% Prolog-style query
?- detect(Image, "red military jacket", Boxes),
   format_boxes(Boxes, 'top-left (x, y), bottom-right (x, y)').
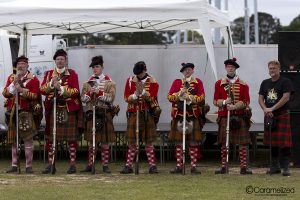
top-left (41, 68), bottom-right (81, 112)
top-left (213, 77), bottom-right (250, 117)
top-left (124, 75), bottom-right (159, 113)
top-left (2, 71), bottom-right (40, 111)
top-left (167, 77), bottom-right (205, 118)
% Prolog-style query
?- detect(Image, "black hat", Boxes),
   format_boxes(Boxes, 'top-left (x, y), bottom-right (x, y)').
top-left (53, 49), bottom-right (67, 60)
top-left (133, 61), bottom-right (147, 75)
top-left (15, 55), bottom-right (28, 64)
top-left (89, 56), bottom-right (104, 67)
top-left (224, 57), bottom-right (240, 68)
top-left (180, 63), bottom-right (194, 72)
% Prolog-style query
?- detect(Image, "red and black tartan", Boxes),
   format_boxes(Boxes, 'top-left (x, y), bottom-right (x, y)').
top-left (84, 111), bottom-right (115, 143)
top-left (217, 116), bottom-right (251, 145)
top-left (263, 111), bottom-right (292, 147)
top-left (126, 112), bottom-right (157, 144)
top-left (48, 109), bottom-right (79, 141)
top-left (169, 117), bottom-right (203, 142)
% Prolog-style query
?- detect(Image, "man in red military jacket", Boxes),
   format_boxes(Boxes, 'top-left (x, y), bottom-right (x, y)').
top-left (2, 56), bottom-right (42, 173)
top-left (41, 49), bottom-right (82, 174)
top-left (167, 63), bottom-right (205, 174)
top-left (213, 58), bottom-right (252, 175)
top-left (80, 56), bottom-right (116, 173)
top-left (120, 61), bottom-right (161, 174)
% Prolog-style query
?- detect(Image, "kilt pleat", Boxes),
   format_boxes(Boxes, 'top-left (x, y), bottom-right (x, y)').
top-left (263, 112), bottom-right (292, 147)
top-left (217, 116), bottom-right (251, 145)
top-left (126, 112), bottom-right (157, 144)
top-left (48, 110), bottom-right (79, 141)
top-left (7, 112), bottom-right (37, 144)
top-left (84, 112), bottom-right (115, 143)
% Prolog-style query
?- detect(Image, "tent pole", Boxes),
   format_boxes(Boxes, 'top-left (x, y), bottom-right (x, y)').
top-left (226, 26), bottom-right (234, 58)
top-left (23, 25), bottom-right (28, 56)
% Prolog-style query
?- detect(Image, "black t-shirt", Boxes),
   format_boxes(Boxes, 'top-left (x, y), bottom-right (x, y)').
top-left (259, 76), bottom-right (294, 112)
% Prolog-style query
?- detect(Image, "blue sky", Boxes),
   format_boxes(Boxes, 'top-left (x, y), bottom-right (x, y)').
top-left (228, 0), bottom-right (300, 25)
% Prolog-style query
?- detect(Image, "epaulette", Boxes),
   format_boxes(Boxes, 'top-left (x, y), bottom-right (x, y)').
top-left (238, 79), bottom-right (247, 85)
top-left (147, 75), bottom-right (157, 83)
top-left (220, 78), bottom-right (228, 86)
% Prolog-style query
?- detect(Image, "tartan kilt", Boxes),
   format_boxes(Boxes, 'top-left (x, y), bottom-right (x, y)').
top-left (126, 111), bottom-right (157, 144)
top-left (263, 112), bottom-right (292, 147)
top-left (217, 116), bottom-right (251, 145)
top-left (169, 117), bottom-right (203, 142)
top-left (7, 112), bottom-right (37, 144)
top-left (48, 109), bottom-right (79, 141)
top-left (84, 112), bottom-right (115, 143)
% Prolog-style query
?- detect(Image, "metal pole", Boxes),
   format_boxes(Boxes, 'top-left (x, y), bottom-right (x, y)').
top-left (15, 85), bottom-right (21, 174)
top-left (254, 0), bottom-right (259, 44)
top-left (214, 0), bottom-right (221, 44)
top-left (91, 94), bottom-right (96, 174)
top-left (244, 0), bottom-right (250, 44)
top-left (51, 90), bottom-right (57, 174)
top-left (135, 99), bottom-right (140, 175)
top-left (23, 26), bottom-right (28, 56)
top-left (182, 99), bottom-right (186, 175)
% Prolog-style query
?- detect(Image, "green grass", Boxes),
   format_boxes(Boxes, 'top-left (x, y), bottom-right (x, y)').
top-left (0, 159), bottom-right (299, 200)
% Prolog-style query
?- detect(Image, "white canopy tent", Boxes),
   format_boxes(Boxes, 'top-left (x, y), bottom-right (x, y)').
top-left (0, 0), bottom-right (233, 80)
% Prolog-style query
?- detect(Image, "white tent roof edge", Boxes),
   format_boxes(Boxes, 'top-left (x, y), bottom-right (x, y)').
top-left (0, 0), bottom-right (232, 80)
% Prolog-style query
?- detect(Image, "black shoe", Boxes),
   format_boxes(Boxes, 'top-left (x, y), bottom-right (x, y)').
top-left (120, 166), bottom-right (133, 174)
top-left (215, 167), bottom-right (226, 174)
top-left (42, 165), bottom-right (56, 174)
top-left (240, 167), bottom-right (252, 175)
top-left (282, 156), bottom-right (291, 176)
top-left (282, 169), bottom-right (291, 176)
top-left (6, 166), bottom-right (18, 173)
top-left (191, 167), bottom-right (201, 174)
top-left (266, 167), bottom-right (281, 175)
top-left (80, 166), bottom-right (92, 173)
top-left (103, 166), bottom-right (111, 174)
top-left (26, 167), bottom-right (34, 174)
top-left (67, 165), bottom-right (76, 174)
top-left (149, 166), bottom-right (158, 174)
top-left (170, 166), bottom-right (182, 174)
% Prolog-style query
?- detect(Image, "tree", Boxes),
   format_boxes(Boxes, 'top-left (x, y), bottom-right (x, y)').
top-left (283, 14), bottom-right (300, 31)
top-left (231, 12), bottom-right (282, 44)
top-left (60, 32), bottom-right (169, 46)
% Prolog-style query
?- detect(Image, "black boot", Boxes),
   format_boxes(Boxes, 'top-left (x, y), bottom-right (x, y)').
top-left (169, 166), bottom-right (182, 174)
top-left (67, 165), bottom-right (76, 174)
top-left (282, 157), bottom-right (291, 176)
top-left (215, 167), bottom-right (226, 174)
top-left (120, 166), bottom-right (133, 174)
top-left (149, 166), bottom-right (158, 174)
top-left (191, 167), bottom-right (201, 174)
top-left (240, 167), bottom-right (252, 175)
top-left (26, 167), bottom-right (34, 174)
top-left (103, 166), bottom-right (111, 174)
top-left (42, 165), bottom-right (56, 174)
top-left (266, 158), bottom-right (281, 175)
top-left (6, 166), bottom-right (18, 173)
top-left (80, 166), bottom-right (92, 173)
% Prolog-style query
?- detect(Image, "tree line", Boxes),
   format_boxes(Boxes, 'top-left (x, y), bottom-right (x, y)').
top-left (60, 12), bottom-right (300, 46)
